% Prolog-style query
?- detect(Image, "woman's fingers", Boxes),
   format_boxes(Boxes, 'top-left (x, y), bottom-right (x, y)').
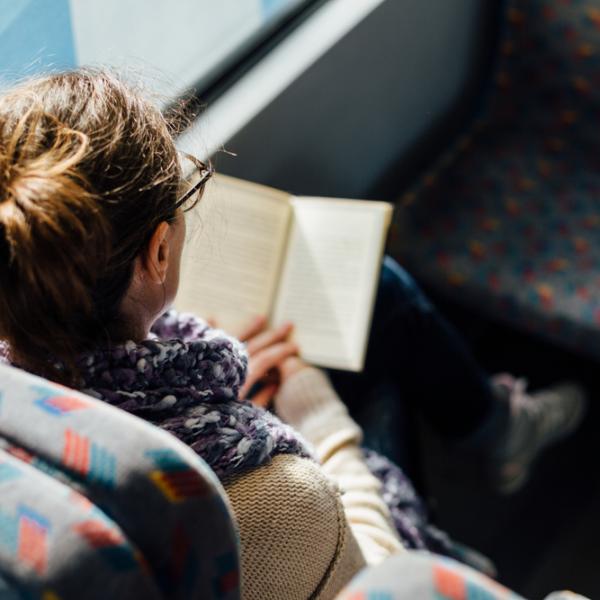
top-left (236, 319), bottom-right (298, 402)
top-left (246, 322), bottom-right (294, 355)
top-left (240, 341), bottom-right (298, 398)
top-left (250, 384), bottom-right (278, 409)
top-left (249, 341), bottom-right (298, 379)
top-left (237, 315), bottom-right (267, 342)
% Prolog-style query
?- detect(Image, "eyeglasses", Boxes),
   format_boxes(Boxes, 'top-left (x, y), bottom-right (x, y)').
top-left (175, 152), bottom-right (214, 211)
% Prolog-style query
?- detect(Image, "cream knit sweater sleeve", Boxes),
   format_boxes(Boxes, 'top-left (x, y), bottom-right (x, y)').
top-left (221, 368), bottom-right (402, 600)
top-left (274, 367), bottom-right (404, 564)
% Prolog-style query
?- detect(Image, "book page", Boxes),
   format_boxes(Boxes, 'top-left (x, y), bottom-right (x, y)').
top-left (271, 198), bottom-right (392, 371)
top-left (175, 174), bottom-right (292, 335)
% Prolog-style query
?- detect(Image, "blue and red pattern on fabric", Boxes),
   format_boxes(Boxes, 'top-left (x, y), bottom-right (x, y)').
top-left (0, 362), bottom-right (241, 599)
top-left (392, 0), bottom-right (600, 358)
top-left (146, 448), bottom-right (212, 501)
top-left (32, 384), bottom-right (93, 416)
top-left (337, 553), bottom-right (524, 600)
top-left (17, 505), bottom-right (50, 575)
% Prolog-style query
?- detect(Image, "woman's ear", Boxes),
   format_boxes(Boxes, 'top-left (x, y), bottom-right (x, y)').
top-left (141, 221), bottom-right (171, 285)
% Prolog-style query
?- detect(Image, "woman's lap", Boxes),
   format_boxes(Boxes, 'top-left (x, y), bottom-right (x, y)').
top-left (327, 256), bottom-right (495, 474)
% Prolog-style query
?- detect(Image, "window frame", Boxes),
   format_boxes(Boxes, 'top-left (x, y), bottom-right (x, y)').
top-left (165, 0), bottom-right (326, 113)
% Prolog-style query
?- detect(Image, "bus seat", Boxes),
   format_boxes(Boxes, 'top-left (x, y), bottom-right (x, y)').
top-left (390, 0), bottom-right (600, 359)
top-left (338, 552), bottom-right (587, 600)
top-left (0, 362), bottom-right (587, 599)
top-left (338, 552), bottom-right (525, 599)
top-left (0, 362), bottom-right (240, 600)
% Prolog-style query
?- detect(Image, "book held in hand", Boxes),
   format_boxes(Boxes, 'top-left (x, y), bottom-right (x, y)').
top-left (175, 174), bottom-right (393, 371)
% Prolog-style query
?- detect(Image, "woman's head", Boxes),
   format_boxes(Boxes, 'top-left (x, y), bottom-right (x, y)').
top-left (0, 69), bottom-right (203, 380)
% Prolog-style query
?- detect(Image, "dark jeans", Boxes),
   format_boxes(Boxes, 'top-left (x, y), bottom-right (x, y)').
top-left (328, 256), bottom-right (495, 478)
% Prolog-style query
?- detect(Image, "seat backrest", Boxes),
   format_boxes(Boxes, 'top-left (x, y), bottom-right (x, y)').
top-left (336, 551), bottom-right (525, 600)
top-left (489, 0), bottom-right (600, 130)
top-left (336, 551), bottom-right (592, 600)
top-left (0, 362), bottom-right (240, 600)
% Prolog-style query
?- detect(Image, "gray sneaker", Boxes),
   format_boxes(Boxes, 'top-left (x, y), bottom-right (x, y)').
top-left (490, 374), bottom-right (587, 494)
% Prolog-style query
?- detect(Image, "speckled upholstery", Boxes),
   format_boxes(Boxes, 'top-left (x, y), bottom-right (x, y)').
top-left (392, 0), bottom-right (600, 358)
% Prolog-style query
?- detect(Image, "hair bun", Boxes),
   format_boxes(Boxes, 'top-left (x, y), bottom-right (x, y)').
top-left (0, 104), bottom-right (110, 329)
top-left (0, 107), bottom-right (91, 249)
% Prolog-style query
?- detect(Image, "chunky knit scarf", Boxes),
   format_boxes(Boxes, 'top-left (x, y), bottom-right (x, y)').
top-left (76, 311), bottom-right (311, 478)
top-left (0, 311), bottom-right (487, 569)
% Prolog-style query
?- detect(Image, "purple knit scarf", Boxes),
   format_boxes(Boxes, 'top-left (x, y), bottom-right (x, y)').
top-left (75, 311), bottom-right (311, 478)
top-left (1, 312), bottom-right (482, 563)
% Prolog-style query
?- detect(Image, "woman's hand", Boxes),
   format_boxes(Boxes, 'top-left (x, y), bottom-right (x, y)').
top-left (236, 316), bottom-right (309, 408)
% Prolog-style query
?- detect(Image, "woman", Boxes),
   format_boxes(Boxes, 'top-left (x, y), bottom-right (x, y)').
top-left (0, 70), bottom-right (585, 599)
top-left (0, 70), bottom-right (401, 599)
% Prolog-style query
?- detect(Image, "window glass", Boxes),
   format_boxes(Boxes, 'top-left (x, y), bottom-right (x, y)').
top-left (0, 0), bottom-right (308, 101)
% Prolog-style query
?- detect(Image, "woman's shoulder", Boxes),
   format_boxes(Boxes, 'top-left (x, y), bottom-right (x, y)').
top-left (223, 454), bottom-right (365, 599)
top-left (224, 453), bottom-right (341, 517)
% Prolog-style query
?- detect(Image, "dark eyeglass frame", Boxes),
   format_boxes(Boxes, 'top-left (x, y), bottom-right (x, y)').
top-left (174, 152), bottom-right (214, 211)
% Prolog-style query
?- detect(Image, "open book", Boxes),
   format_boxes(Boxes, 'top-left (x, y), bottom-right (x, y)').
top-left (175, 174), bottom-right (393, 371)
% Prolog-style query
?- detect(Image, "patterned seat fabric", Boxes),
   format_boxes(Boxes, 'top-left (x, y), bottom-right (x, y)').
top-left (0, 365), bottom-right (588, 599)
top-left (337, 552), bottom-right (525, 600)
top-left (0, 363), bottom-right (240, 600)
top-left (337, 552), bottom-right (589, 600)
top-left (391, 0), bottom-right (600, 358)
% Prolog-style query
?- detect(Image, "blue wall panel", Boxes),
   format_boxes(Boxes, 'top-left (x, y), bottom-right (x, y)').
top-left (0, 0), bottom-right (75, 85)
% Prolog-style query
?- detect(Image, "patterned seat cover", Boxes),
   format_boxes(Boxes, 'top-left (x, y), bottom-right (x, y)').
top-left (392, 0), bottom-right (600, 358)
top-left (337, 552), bottom-right (587, 600)
top-left (0, 362), bottom-right (240, 600)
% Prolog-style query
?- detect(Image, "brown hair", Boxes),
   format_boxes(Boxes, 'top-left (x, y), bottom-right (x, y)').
top-left (0, 69), bottom-right (187, 381)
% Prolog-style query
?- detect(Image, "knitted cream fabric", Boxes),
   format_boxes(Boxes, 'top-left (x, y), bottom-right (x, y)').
top-left (224, 454), bottom-right (364, 600)
top-left (275, 367), bottom-right (404, 564)
top-left (222, 368), bottom-right (403, 599)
